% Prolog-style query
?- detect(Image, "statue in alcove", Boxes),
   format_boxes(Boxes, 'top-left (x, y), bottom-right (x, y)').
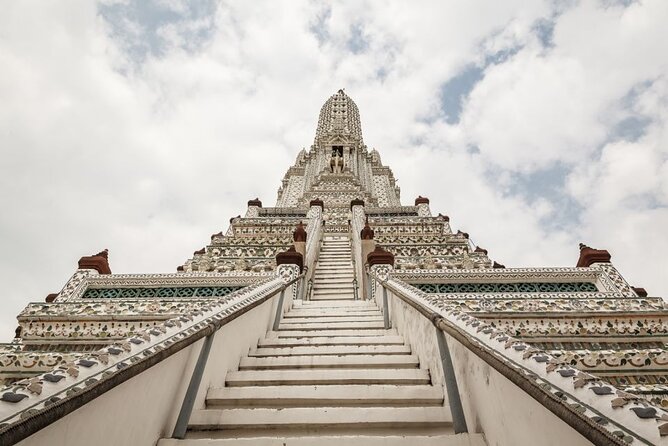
top-left (330, 146), bottom-right (344, 173)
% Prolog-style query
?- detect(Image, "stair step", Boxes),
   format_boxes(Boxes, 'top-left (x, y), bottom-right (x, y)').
top-left (293, 301), bottom-right (376, 308)
top-left (312, 289), bottom-right (355, 294)
top-left (225, 369), bottom-right (430, 386)
top-left (282, 313), bottom-right (382, 320)
top-left (206, 384), bottom-right (443, 407)
top-left (278, 321), bottom-right (384, 330)
top-left (281, 315), bottom-right (383, 323)
top-left (309, 299), bottom-right (356, 303)
top-left (239, 354), bottom-right (418, 370)
top-left (257, 335), bottom-right (405, 348)
top-left (312, 277), bottom-right (354, 282)
top-left (251, 344), bottom-right (410, 356)
top-left (314, 271), bottom-right (355, 276)
top-left (311, 289), bottom-right (356, 293)
top-left (159, 434), bottom-right (487, 445)
top-left (276, 329), bottom-right (395, 337)
top-left (311, 292), bottom-right (355, 297)
top-left (188, 406), bottom-right (450, 430)
top-left (283, 310), bottom-right (380, 317)
top-left (315, 267), bottom-right (353, 271)
top-left (312, 284), bottom-right (355, 289)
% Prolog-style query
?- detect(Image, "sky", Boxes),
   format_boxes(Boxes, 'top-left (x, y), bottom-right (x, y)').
top-left (1, 0), bottom-right (667, 339)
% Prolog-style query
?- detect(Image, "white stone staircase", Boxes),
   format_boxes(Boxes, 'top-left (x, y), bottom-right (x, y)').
top-left (311, 236), bottom-right (355, 301)
top-left (159, 237), bottom-right (486, 445)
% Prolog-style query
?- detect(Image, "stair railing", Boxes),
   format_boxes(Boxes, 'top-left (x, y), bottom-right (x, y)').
top-left (0, 271), bottom-right (303, 445)
top-left (349, 205), bottom-right (366, 299)
top-left (369, 270), bottom-right (660, 445)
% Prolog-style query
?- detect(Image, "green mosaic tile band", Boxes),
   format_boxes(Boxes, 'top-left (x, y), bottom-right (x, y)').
top-left (413, 282), bottom-right (598, 293)
top-left (82, 286), bottom-right (243, 299)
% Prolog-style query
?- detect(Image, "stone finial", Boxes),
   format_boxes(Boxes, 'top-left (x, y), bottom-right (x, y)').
top-left (493, 261), bottom-right (506, 269)
top-left (361, 216), bottom-right (374, 240)
top-left (309, 198), bottom-right (324, 210)
top-left (247, 198), bottom-right (262, 208)
top-left (276, 246), bottom-right (303, 272)
top-left (78, 249), bottom-right (111, 274)
top-left (14, 326), bottom-right (21, 339)
top-left (474, 246), bottom-right (488, 255)
top-left (367, 246), bottom-right (394, 267)
top-left (176, 265), bottom-right (184, 272)
top-left (293, 221), bottom-right (307, 242)
top-left (437, 213), bottom-right (450, 222)
top-left (415, 196), bottom-right (430, 206)
top-left (350, 198), bottom-right (364, 210)
top-left (230, 215), bottom-right (241, 224)
top-left (45, 293), bottom-right (58, 303)
top-left (632, 287), bottom-right (648, 297)
top-left (457, 230), bottom-right (469, 239)
top-left (194, 247), bottom-right (206, 255)
top-left (210, 231), bottom-right (223, 240)
top-left (576, 243), bottom-right (612, 267)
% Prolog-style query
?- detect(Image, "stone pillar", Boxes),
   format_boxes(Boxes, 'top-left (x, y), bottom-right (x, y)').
top-left (415, 196), bottom-right (432, 217)
top-left (245, 198), bottom-right (262, 218)
top-left (368, 247), bottom-right (394, 305)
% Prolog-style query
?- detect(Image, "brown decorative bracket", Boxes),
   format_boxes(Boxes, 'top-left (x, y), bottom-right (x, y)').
top-left (576, 243), bottom-right (611, 267)
top-left (350, 198), bottom-right (364, 210)
top-left (415, 196), bottom-right (430, 205)
top-left (293, 221), bottom-right (307, 242)
top-left (276, 246), bottom-right (304, 272)
top-left (361, 216), bottom-right (374, 240)
top-left (247, 198), bottom-right (262, 207)
top-left (309, 198), bottom-right (324, 210)
top-left (78, 249), bottom-right (111, 274)
top-left (367, 246), bottom-right (394, 267)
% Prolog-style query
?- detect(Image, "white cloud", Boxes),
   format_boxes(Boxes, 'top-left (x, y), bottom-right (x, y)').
top-left (0, 0), bottom-right (667, 339)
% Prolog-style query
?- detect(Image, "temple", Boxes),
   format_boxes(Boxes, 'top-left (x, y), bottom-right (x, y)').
top-left (1, 90), bottom-right (668, 446)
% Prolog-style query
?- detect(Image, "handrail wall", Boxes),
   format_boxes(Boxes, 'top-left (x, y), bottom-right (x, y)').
top-left (0, 268), bottom-right (302, 445)
top-left (370, 270), bottom-right (664, 446)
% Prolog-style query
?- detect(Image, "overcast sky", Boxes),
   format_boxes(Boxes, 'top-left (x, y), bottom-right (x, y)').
top-left (1, 0), bottom-right (667, 339)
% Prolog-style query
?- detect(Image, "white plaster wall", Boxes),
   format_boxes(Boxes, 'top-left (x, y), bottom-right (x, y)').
top-left (388, 294), bottom-right (445, 388)
top-left (18, 342), bottom-right (199, 446)
top-left (191, 295), bottom-right (278, 409)
top-left (448, 334), bottom-right (595, 446)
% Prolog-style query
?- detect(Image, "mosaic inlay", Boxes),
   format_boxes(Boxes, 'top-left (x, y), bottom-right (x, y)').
top-left (412, 282), bottom-right (598, 293)
top-left (82, 286), bottom-right (242, 299)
